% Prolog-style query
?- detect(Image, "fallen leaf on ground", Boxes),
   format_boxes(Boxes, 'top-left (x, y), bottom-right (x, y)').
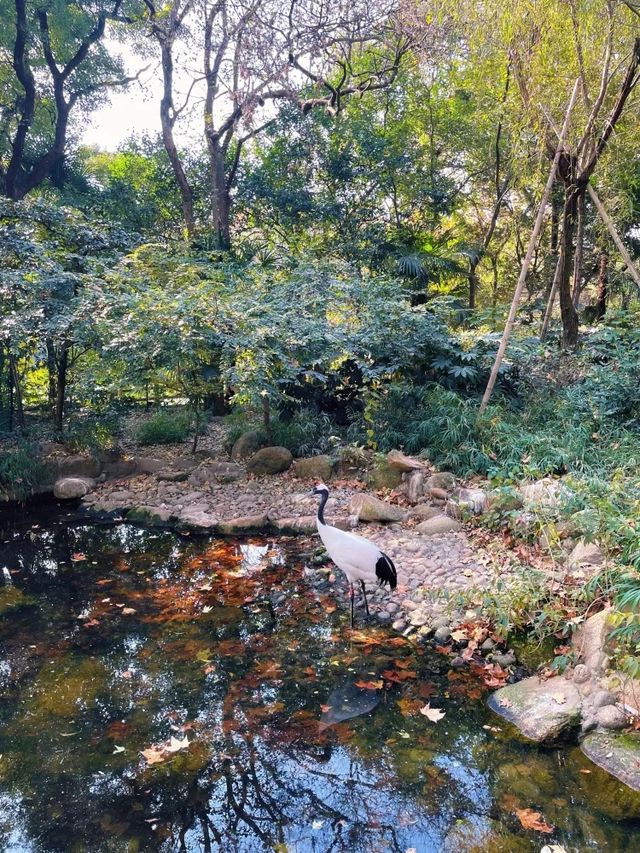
top-left (450, 629), bottom-right (468, 642)
top-left (515, 808), bottom-right (554, 834)
top-left (202, 605), bottom-right (213, 613)
top-left (551, 692), bottom-right (566, 704)
top-left (420, 703), bottom-right (445, 722)
top-left (541, 846), bottom-right (568, 853)
top-left (122, 607), bottom-right (136, 615)
top-left (498, 696), bottom-right (513, 709)
top-left (113, 745), bottom-right (125, 754)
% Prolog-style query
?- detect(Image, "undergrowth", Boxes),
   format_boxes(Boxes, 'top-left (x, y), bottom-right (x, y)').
top-left (0, 444), bottom-right (48, 501)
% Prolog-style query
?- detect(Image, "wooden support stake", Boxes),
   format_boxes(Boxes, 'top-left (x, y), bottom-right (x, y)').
top-left (587, 183), bottom-right (640, 289)
top-left (479, 79), bottom-right (580, 416)
top-left (540, 252), bottom-right (563, 340)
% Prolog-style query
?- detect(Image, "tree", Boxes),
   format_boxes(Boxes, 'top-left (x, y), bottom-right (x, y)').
top-left (140, 0), bottom-right (427, 246)
top-left (0, 0), bottom-right (138, 200)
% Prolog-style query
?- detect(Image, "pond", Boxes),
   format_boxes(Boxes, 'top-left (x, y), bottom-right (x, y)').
top-left (1, 504), bottom-right (640, 852)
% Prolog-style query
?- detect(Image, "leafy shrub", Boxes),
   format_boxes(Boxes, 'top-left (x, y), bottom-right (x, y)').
top-left (135, 410), bottom-right (191, 445)
top-left (65, 412), bottom-right (121, 454)
top-left (0, 445), bottom-right (48, 501)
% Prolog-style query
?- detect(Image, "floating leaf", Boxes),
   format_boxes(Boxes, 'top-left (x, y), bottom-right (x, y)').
top-left (354, 679), bottom-right (383, 690)
top-left (70, 553), bottom-right (87, 562)
top-left (420, 703), bottom-right (445, 722)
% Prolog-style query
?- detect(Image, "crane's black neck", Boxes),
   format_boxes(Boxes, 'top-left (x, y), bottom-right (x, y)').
top-left (317, 490), bottom-right (328, 525)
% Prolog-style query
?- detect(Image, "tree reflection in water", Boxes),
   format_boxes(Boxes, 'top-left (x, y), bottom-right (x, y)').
top-left (0, 509), bottom-right (637, 852)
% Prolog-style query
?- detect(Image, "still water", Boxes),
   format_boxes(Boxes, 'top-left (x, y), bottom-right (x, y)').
top-left (1, 504), bottom-right (639, 852)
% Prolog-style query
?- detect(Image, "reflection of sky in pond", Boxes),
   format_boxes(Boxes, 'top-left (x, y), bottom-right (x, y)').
top-left (0, 504), bottom-right (639, 852)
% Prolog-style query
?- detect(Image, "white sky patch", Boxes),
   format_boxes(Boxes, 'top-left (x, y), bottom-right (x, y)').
top-left (80, 37), bottom-right (204, 151)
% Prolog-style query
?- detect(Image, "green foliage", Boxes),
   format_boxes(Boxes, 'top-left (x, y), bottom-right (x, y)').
top-left (0, 444), bottom-right (47, 501)
top-left (135, 410), bottom-right (192, 446)
top-left (64, 412), bottom-right (121, 454)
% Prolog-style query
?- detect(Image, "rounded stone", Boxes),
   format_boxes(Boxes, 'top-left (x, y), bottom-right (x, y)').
top-left (571, 663), bottom-right (591, 684)
top-left (53, 477), bottom-right (95, 499)
top-left (592, 689), bottom-right (616, 709)
top-left (595, 704), bottom-right (627, 730)
top-left (246, 446), bottom-right (293, 475)
top-left (433, 625), bottom-right (451, 643)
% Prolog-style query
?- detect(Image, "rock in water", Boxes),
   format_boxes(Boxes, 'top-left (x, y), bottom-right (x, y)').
top-left (53, 477), bottom-right (95, 499)
top-left (320, 680), bottom-right (381, 726)
top-left (246, 446), bottom-right (293, 475)
top-left (581, 731), bottom-right (640, 794)
top-left (349, 493), bottom-right (406, 523)
top-left (487, 675), bottom-right (582, 743)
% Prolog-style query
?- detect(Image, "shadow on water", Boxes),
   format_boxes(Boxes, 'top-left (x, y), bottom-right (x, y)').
top-left (1, 503), bottom-right (640, 852)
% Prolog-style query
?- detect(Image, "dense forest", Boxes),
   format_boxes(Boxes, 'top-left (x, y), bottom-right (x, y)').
top-left (2, 0), bottom-right (640, 639)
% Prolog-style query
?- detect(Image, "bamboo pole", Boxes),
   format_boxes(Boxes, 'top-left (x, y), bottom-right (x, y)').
top-left (479, 79), bottom-right (580, 416)
top-left (587, 183), bottom-right (640, 289)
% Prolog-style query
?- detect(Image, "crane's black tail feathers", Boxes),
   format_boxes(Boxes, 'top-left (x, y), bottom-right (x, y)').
top-left (375, 552), bottom-right (397, 590)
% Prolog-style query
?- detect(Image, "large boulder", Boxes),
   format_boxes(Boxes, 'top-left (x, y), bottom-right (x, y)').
top-left (386, 449), bottom-right (424, 472)
top-left (52, 454), bottom-right (102, 479)
top-left (134, 456), bottom-right (166, 474)
top-left (334, 445), bottom-right (372, 478)
top-left (293, 455), bottom-right (333, 481)
top-left (188, 462), bottom-right (243, 486)
top-left (488, 675), bottom-right (582, 743)
top-left (350, 493), bottom-right (406, 523)
top-left (53, 477), bottom-right (95, 499)
top-left (519, 477), bottom-right (571, 508)
top-left (231, 430), bottom-right (267, 460)
top-left (581, 731), bottom-right (640, 794)
top-left (102, 458), bottom-right (138, 479)
top-left (448, 487), bottom-right (488, 516)
top-left (270, 515), bottom-right (318, 535)
top-left (568, 540), bottom-right (605, 570)
top-left (246, 446), bottom-right (293, 475)
top-left (367, 460), bottom-right (403, 489)
top-left (176, 509), bottom-right (217, 531)
top-left (426, 471), bottom-right (456, 493)
top-left (416, 515), bottom-right (462, 535)
top-left (404, 470), bottom-right (425, 505)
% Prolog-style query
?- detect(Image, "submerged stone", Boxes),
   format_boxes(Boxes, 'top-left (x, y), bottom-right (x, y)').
top-left (581, 731), bottom-right (640, 795)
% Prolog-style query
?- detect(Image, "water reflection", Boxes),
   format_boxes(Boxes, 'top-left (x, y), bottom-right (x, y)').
top-left (0, 506), bottom-right (639, 852)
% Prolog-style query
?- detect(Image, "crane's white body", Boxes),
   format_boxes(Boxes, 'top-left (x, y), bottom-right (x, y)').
top-left (316, 517), bottom-right (384, 584)
top-left (311, 484), bottom-right (397, 626)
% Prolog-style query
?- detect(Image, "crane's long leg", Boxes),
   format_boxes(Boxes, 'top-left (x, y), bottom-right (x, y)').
top-left (360, 580), bottom-right (370, 617)
top-left (349, 583), bottom-right (355, 628)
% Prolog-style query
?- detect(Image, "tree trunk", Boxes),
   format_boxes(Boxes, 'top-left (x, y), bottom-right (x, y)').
top-left (468, 261), bottom-right (479, 310)
top-left (479, 79), bottom-right (580, 415)
top-left (208, 137), bottom-right (231, 250)
top-left (571, 190), bottom-right (585, 307)
top-left (46, 338), bottom-right (57, 410)
top-left (557, 176), bottom-right (580, 349)
top-left (594, 249), bottom-right (609, 321)
top-left (54, 343), bottom-right (70, 435)
top-left (8, 353), bottom-right (25, 432)
top-left (159, 41), bottom-right (196, 237)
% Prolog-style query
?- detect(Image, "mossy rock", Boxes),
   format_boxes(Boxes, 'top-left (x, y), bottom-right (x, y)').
top-left (367, 460), bottom-right (403, 490)
top-left (580, 730), bottom-right (640, 800)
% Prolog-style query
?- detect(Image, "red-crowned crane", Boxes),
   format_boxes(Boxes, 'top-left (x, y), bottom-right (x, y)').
top-left (312, 484), bottom-right (397, 627)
